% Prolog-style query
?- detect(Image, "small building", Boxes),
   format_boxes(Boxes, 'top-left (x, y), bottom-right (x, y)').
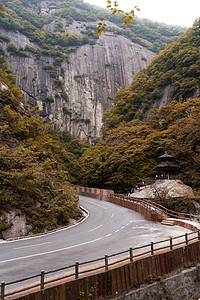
top-left (154, 152), bottom-right (179, 180)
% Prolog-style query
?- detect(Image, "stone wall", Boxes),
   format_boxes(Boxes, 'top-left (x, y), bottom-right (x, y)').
top-left (115, 265), bottom-right (200, 300)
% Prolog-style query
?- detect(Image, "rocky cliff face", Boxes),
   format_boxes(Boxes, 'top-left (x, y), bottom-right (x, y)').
top-left (0, 209), bottom-right (32, 240)
top-left (0, 23), bottom-right (155, 141)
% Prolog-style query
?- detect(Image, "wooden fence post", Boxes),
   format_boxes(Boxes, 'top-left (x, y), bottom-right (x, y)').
top-left (105, 255), bottom-right (108, 271)
top-left (129, 247), bottom-right (133, 263)
top-left (1, 282), bottom-right (5, 300)
top-left (41, 270), bottom-right (45, 290)
top-left (170, 237), bottom-right (173, 250)
top-left (151, 242), bottom-right (154, 255)
top-left (185, 233), bottom-right (188, 245)
top-left (75, 262), bottom-right (79, 279)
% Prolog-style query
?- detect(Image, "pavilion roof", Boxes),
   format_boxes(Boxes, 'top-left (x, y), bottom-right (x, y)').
top-left (158, 152), bottom-right (174, 160)
top-left (154, 161), bottom-right (179, 168)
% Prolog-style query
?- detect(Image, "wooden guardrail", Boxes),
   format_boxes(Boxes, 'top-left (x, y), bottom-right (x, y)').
top-left (1, 230), bottom-right (200, 299)
top-left (113, 194), bottom-right (200, 222)
top-left (1, 191), bottom-right (200, 299)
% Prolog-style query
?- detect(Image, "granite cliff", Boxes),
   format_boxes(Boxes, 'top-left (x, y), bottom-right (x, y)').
top-left (0, 0), bottom-right (187, 141)
top-left (0, 26), bottom-right (155, 142)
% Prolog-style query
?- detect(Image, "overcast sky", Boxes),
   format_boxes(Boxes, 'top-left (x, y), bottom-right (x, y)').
top-left (83, 0), bottom-right (200, 27)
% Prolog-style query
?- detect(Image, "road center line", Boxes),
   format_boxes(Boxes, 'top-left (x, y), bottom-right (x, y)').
top-left (111, 213), bottom-right (114, 218)
top-left (13, 242), bottom-right (52, 250)
top-left (89, 224), bottom-right (103, 232)
top-left (0, 238), bottom-right (102, 264)
top-left (83, 199), bottom-right (108, 210)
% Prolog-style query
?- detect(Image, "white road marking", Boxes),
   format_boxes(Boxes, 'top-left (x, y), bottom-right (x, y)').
top-left (106, 234), bottom-right (112, 237)
top-left (121, 226), bottom-right (125, 229)
top-left (3, 205), bottom-right (89, 244)
top-left (126, 223), bottom-right (129, 226)
top-left (0, 238), bottom-right (102, 264)
top-left (115, 230), bottom-right (119, 233)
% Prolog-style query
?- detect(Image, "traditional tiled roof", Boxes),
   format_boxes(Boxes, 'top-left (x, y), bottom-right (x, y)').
top-left (154, 151), bottom-right (179, 169)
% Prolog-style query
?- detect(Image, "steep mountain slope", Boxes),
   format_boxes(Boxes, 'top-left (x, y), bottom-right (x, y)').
top-left (102, 19), bottom-right (200, 132)
top-left (79, 20), bottom-right (200, 193)
top-left (0, 48), bottom-right (85, 239)
top-left (80, 98), bottom-right (200, 193)
top-left (0, 0), bottom-right (186, 141)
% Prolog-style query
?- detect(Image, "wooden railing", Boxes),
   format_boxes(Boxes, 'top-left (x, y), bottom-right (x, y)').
top-left (1, 193), bottom-right (200, 299)
top-left (1, 229), bottom-right (200, 299)
top-left (114, 194), bottom-right (200, 221)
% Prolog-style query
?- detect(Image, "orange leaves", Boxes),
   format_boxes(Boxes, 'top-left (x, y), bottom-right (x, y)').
top-left (95, 1), bottom-right (140, 35)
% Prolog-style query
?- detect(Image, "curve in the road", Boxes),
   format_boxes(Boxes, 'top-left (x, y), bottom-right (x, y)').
top-left (0, 196), bottom-right (192, 286)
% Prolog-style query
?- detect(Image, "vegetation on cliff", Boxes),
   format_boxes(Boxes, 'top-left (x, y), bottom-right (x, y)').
top-left (102, 19), bottom-right (200, 132)
top-left (0, 0), bottom-right (186, 55)
top-left (0, 1), bottom-right (199, 231)
top-left (0, 48), bottom-right (86, 235)
top-left (80, 98), bottom-right (200, 193)
top-left (78, 21), bottom-right (200, 194)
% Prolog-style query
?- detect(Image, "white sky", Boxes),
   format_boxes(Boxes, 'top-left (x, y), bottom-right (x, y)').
top-left (83, 0), bottom-right (200, 27)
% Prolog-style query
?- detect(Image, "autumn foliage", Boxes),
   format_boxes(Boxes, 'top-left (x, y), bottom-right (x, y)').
top-left (80, 98), bottom-right (200, 193)
top-left (0, 49), bottom-right (86, 234)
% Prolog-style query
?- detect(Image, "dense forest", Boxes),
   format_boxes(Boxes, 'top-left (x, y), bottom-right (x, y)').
top-left (102, 18), bottom-right (200, 131)
top-left (0, 46), bottom-right (87, 234)
top-left (80, 19), bottom-right (200, 193)
top-left (80, 98), bottom-right (200, 193)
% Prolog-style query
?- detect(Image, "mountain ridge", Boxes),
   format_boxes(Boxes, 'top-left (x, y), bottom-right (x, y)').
top-left (0, 0), bottom-right (187, 141)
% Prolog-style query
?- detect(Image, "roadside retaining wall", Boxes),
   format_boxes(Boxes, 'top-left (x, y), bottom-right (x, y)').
top-left (76, 186), bottom-right (114, 202)
top-left (109, 196), bottom-right (199, 232)
top-left (12, 241), bottom-right (200, 300)
top-left (77, 187), bottom-right (199, 231)
top-left (9, 189), bottom-right (200, 300)
top-left (115, 264), bottom-right (200, 300)
top-left (110, 196), bottom-right (164, 223)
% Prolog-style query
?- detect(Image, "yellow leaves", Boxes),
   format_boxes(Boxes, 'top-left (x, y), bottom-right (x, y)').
top-left (111, 8), bottom-right (117, 15)
top-left (134, 5), bottom-right (140, 11)
top-left (96, 1), bottom-right (140, 35)
top-left (95, 17), bottom-right (107, 36)
top-left (103, 26), bottom-right (107, 33)
top-left (0, 3), bottom-right (4, 16)
top-left (95, 28), bottom-right (102, 36)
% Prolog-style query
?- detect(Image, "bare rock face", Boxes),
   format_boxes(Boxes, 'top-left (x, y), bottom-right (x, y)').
top-left (0, 24), bottom-right (156, 142)
top-left (131, 180), bottom-right (194, 199)
top-left (1, 209), bottom-right (32, 240)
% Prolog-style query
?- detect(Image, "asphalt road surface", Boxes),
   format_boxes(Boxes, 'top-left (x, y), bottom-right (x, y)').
top-left (0, 196), bottom-right (191, 288)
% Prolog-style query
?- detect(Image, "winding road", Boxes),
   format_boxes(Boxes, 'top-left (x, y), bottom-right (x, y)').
top-left (0, 196), bottom-right (191, 288)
